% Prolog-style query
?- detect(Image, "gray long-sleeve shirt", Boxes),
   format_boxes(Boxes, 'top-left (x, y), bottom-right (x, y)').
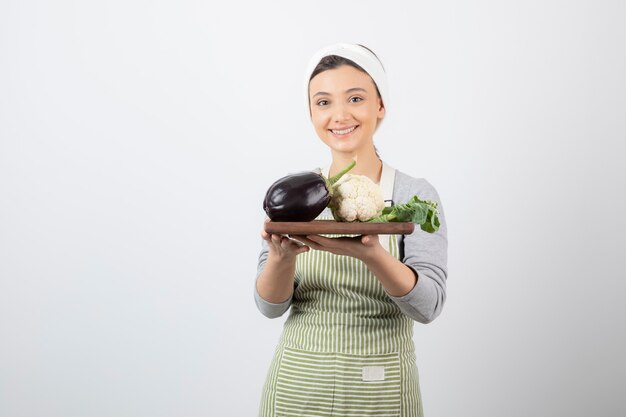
top-left (254, 167), bottom-right (448, 324)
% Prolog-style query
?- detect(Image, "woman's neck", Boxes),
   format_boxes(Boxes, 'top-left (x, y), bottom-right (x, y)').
top-left (329, 149), bottom-right (383, 184)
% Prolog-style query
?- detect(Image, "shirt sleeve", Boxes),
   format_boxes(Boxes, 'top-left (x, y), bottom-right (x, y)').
top-left (384, 178), bottom-right (449, 324)
top-left (253, 227), bottom-right (293, 319)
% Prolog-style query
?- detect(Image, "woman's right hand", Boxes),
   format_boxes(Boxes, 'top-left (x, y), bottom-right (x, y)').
top-left (261, 229), bottom-right (310, 261)
top-left (256, 220), bottom-right (309, 304)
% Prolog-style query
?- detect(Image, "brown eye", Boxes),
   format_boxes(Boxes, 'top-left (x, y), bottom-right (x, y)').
top-left (350, 96), bottom-right (363, 103)
top-left (317, 99), bottom-right (329, 106)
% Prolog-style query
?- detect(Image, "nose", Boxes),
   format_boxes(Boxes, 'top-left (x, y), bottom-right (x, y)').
top-left (333, 102), bottom-right (351, 122)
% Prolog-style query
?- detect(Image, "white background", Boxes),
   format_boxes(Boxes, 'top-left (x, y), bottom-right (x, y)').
top-left (1, 1), bottom-right (625, 416)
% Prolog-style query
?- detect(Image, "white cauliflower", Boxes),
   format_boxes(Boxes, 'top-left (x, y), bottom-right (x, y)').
top-left (329, 174), bottom-right (385, 222)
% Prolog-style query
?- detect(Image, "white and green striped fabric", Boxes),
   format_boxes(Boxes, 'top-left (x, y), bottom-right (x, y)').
top-left (258, 211), bottom-right (423, 417)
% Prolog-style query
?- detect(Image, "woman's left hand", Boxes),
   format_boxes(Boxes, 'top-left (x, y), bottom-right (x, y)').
top-left (290, 234), bottom-right (383, 262)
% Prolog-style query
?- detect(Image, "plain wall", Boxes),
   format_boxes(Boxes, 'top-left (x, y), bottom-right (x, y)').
top-left (1, 1), bottom-right (625, 416)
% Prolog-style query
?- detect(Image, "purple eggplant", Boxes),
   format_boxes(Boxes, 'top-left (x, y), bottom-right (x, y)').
top-left (263, 160), bottom-right (356, 221)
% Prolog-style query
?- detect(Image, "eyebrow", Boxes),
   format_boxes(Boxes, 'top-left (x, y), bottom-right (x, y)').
top-left (312, 87), bottom-right (368, 98)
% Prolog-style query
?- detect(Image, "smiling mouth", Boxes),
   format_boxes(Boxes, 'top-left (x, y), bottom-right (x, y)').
top-left (329, 125), bottom-right (359, 136)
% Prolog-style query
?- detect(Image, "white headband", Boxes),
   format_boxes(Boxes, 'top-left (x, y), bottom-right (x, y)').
top-left (304, 43), bottom-right (389, 132)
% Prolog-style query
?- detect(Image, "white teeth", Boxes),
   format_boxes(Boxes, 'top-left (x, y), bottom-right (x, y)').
top-left (331, 126), bottom-right (356, 135)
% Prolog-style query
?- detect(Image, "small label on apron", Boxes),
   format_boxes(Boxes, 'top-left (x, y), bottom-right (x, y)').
top-left (362, 366), bottom-right (385, 381)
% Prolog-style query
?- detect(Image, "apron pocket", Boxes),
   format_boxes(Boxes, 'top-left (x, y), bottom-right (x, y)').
top-left (332, 351), bottom-right (402, 417)
top-left (275, 347), bottom-right (401, 417)
top-left (275, 346), bottom-right (336, 416)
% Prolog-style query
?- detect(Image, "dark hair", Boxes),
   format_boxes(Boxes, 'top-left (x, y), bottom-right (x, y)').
top-left (308, 44), bottom-right (384, 158)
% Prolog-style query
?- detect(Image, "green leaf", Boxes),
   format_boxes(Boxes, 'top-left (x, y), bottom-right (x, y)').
top-left (367, 195), bottom-right (440, 233)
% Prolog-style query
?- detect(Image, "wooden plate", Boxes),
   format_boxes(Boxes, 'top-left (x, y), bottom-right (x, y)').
top-left (264, 220), bottom-right (415, 235)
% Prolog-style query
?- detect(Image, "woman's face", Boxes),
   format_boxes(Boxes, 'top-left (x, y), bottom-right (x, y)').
top-left (308, 65), bottom-right (385, 155)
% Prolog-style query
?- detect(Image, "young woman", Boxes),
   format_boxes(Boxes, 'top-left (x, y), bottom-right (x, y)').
top-left (254, 43), bottom-right (448, 417)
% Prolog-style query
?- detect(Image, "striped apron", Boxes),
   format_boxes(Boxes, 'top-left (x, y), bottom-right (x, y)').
top-left (258, 162), bottom-right (423, 417)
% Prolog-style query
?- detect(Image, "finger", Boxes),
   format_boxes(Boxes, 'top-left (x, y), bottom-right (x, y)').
top-left (271, 234), bottom-right (283, 248)
top-left (292, 235), bottom-right (321, 250)
top-left (306, 234), bottom-right (347, 248)
top-left (295, 244), bottom-right (310, 254)
top-left (265, 233), bottom-right (279, 251)
top-left (284, 240), bottom-right (308, 255)
top-left (306, 234), bottom-right (328, 244)
top-left (284, 238), bottom-right (308, 252)
top-left (361, 234), bottom-right (379, 246)
top-left (289, 235), bottom-right (309, 244)
top-left (296, 236), bottom-right (316, 246)
top-left (280, 236), bottom-right (293, 250)
top-left (285, 236), bottom-right (304, 246)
